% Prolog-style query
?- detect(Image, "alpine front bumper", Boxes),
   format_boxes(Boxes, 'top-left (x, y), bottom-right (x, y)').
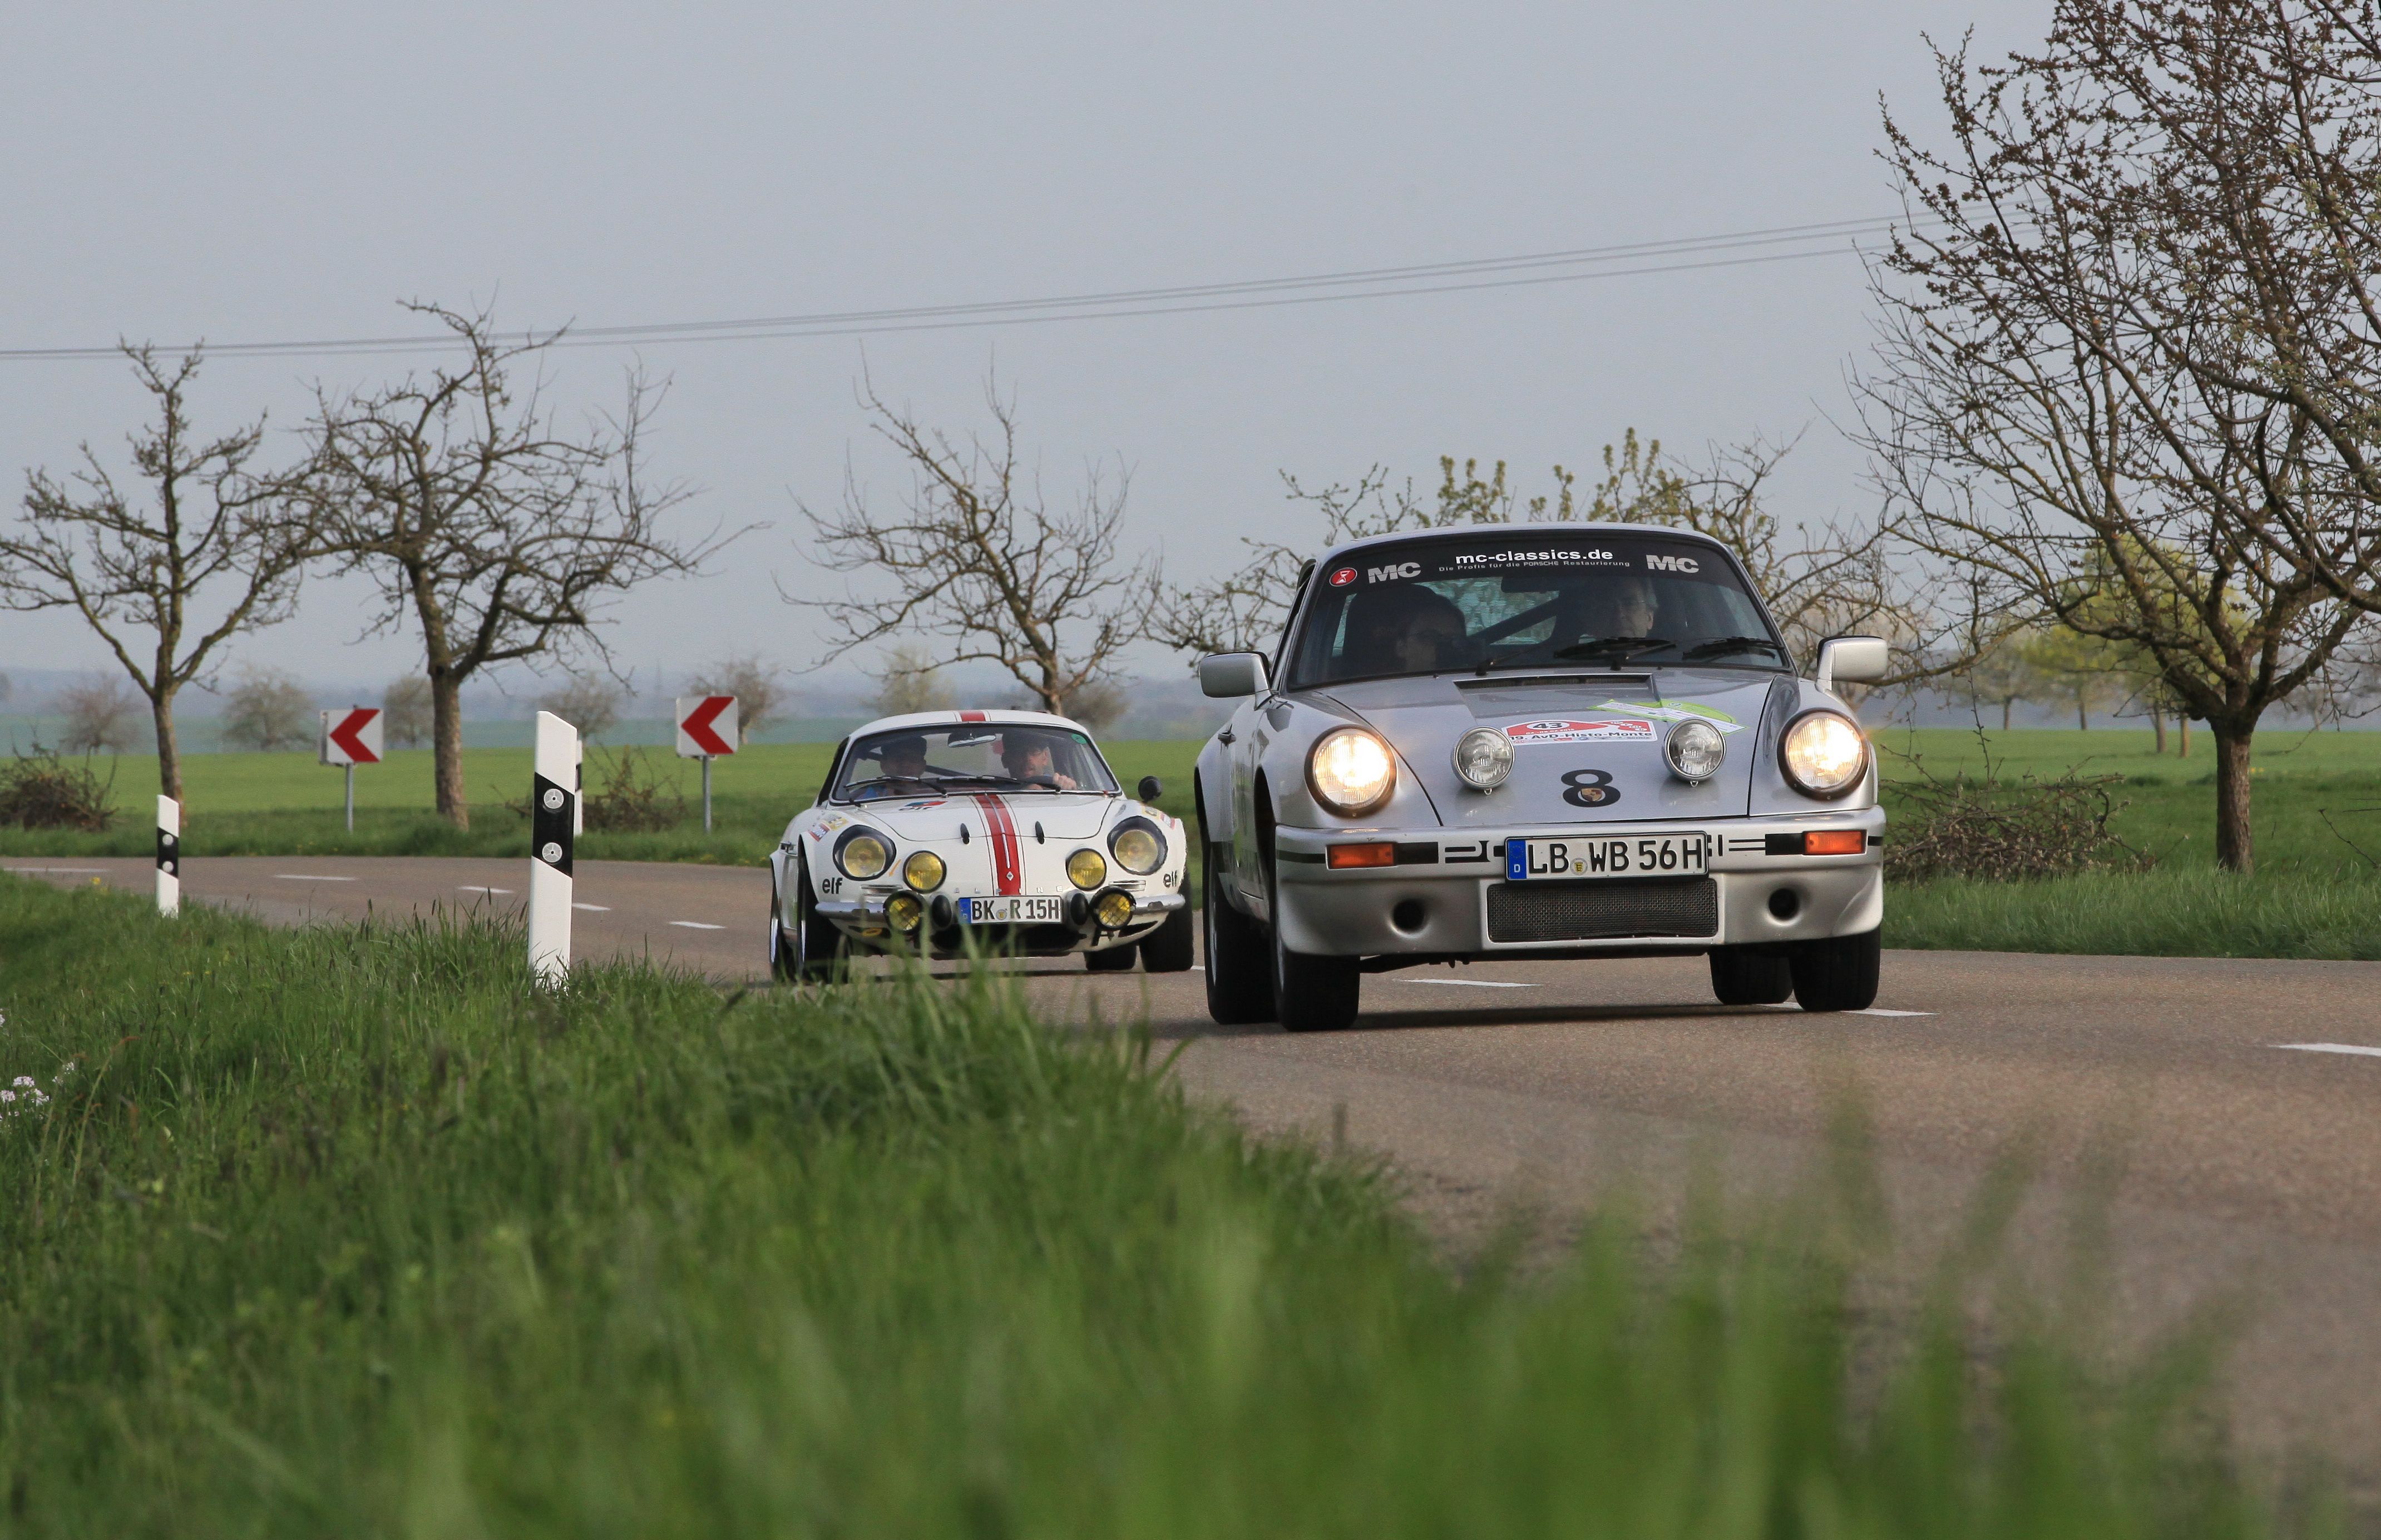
top-left (1268, 813), bottom-right (1884, 959)
top-left (816, 889), bottom-right (1187, 955)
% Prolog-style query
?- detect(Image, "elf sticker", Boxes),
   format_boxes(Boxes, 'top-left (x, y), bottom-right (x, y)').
top-left (1505, 718), bottom-right (1657, 745)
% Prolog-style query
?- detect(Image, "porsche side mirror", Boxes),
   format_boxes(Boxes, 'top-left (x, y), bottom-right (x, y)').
top-left (1198, 652), bottom-right (1269, 699)
top-left (1137, 775), bottom-right (1164, 803)
top-left (1816, 635), bottom-right (1890, 692)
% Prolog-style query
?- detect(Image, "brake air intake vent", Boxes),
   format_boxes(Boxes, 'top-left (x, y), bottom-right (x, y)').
top-left (1486, 877), bottom-right (1719, 943)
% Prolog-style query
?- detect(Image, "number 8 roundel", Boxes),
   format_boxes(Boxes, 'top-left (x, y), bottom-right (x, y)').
top-left (1562, 768), bottom-right (1619, 808)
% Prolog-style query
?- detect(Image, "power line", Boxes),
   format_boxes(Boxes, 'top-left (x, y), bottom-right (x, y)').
top-left (0, 214), bottom-right (1929, 363)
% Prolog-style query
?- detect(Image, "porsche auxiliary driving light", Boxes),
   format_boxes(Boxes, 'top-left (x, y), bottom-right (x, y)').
top-left (1664, 719), bottom-right (1726, 783)
top-left (1451, 726), bottom-right (1514, 791)
top-left (1778, 710), bottom-right (1868, 799)
top-left (1066, 848), bottom-right (1109, 890)
top-left (1109, 818), bottom-right (1167, 875)
top-left (902, 850), bottom-right (946, 892)
top-left (1307, 726), bottom-right (1396, 815)
top-left (834, 827), bottom-right (893, 881)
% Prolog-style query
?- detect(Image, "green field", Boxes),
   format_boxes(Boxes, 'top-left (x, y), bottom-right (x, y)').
top-left (0, 875), bottom-right (2320, 1536)
top-left (12, 728), bottom-right (2381, 959)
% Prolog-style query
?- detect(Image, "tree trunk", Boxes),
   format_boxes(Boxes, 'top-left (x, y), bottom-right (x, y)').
top-left (2179, 715), bottom-right (2191, 757)
top-left (152, 689), bottom-right (183, 801)
top-left (2151, 711), bottom-right (2167, 754)
top-left (2212, 726), bottom-right (2254, 873)
top-left (2076, 694), bottom-right (2088, 731)
top-left (2000, 697), bottom-right (2013, 731)
top-left (431, 672), bottom-right (470, 830)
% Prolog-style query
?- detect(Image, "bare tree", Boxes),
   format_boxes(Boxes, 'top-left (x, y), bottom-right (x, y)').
top-left (218, 666), bottom-right (314, 752)
top-left (302, 303), bottom-right (726, 829)
top-left (382, 675), bottom-right (433, 748)
top-left (1150, 435), bottom-right (1905, 669)
top-left (55, 676), bottom-right (140, 755)
top-left (867, 641), bottom-right (956, 716)
top-left (0, 348), bottom-right (315, 797)
top-left (535, 674), bottom-right (626, 743)
top-left (797, 375), bottom-right (1150, 717)
top-left (1854, 3), bottom-right (2381, 870)
top-left (688, 653), bottom-right (788, 734)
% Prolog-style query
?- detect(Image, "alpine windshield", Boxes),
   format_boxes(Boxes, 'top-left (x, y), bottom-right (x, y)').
top-left (833, 724), bottom-right (1119, 802)
top-left (1285, 533), bottom-right (1787, 688)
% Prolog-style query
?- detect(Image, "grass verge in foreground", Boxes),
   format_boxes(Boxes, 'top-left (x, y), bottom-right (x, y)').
top-left (1886, 866), bottom-right (2381, 960)
top-left (0, 878), bottom-right (2331, 1537)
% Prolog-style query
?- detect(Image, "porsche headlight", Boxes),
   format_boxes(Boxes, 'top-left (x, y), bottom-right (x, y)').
top-left (902, 851), bottom-right (946, 892)
top-left (1066, 849), bottom-right (1108, 889)
top-left (1109, 819), bottom-right (1165, 875)
top-left (1664, 720), bottom-right (1726, 783)
top-left (1451, 727), bottom-right (1514, 790)
top-left (1779, 711), bottom-right (1868, 799)
top-left (834, 828), bottom-right (893, 880)
top-left (1307, 726), bottom-right (1396, 816)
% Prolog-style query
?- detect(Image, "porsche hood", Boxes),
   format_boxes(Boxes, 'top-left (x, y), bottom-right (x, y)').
top-left (1316, 670), bottom-right (1782, 826)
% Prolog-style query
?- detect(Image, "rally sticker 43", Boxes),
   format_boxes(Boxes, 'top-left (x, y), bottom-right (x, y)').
top-left (1506, 718), bottom-right (1656, 745)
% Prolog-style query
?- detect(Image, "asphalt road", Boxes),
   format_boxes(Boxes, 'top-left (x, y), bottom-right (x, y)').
top-left (13, 854), bottom-right (2381, 1476)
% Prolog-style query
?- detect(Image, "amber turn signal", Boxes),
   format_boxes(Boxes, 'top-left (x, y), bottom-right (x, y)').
top-left (1326, 842), bottom-right (1397, 869)
top-left (1802, 830), bottom-right (1868, 855)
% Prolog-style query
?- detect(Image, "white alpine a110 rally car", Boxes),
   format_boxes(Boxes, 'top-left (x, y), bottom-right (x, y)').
top-left (1193, 523), bottom-right (1891, 1031)
top-left (768, 709), bottom-right (1194, 979)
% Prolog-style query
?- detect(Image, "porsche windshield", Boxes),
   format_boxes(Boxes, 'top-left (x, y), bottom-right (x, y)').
top-left (833, 724), bottom-right (1119, 801)
top-left (1285, 534), bottom-right (1787, 687)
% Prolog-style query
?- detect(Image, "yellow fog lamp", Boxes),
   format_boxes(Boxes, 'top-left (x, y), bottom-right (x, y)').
top-left (886, 893), bottom-right (926, 933)
top-left (1093, 890), bottom-right (1135, 929)
top-left (1066, 848), bottom-right (1108, 889)
top-left (902, 851), bottom-right (946, 892)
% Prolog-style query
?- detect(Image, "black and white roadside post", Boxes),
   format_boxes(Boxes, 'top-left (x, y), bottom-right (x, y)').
top-left (528, 710), bottom-right (578, 986)
top-left (155, 795), bottom-right (180, 917)
top-left (319, 707), bottom-right (383, 833)
top-left (674, 695), bottom-right (739, 833)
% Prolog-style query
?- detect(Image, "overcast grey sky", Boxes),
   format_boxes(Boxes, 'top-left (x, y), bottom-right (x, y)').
top-left (0, 0), bottom-right (2051, 700)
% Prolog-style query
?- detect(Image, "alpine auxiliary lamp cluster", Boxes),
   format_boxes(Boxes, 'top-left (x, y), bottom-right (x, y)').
top-left (1192, 522), bottom-right (1890, 1031)
top-left (767, 711), bottom-right (1193, 980)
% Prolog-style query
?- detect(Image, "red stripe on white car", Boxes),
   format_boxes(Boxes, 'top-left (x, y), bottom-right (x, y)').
top-left (969, 794), bottom-right (1024, 895)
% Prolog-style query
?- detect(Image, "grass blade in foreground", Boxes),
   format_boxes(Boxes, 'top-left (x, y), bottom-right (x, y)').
top-left (0, 877), bottom-right (2329, 1536)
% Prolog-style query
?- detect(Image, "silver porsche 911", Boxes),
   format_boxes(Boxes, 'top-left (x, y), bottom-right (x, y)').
top-left (1193, 523), bottom-right (1889, 1031)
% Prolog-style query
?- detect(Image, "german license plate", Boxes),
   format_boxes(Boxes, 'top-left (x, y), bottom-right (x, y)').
top-left (1505, 832), bottom-right (1707, 880)
top-left (961, 895), bottom-right (1065, 923)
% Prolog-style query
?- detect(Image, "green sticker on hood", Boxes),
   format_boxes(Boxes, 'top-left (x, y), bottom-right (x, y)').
top-left (1597, 699), bottom-right (1745, 734)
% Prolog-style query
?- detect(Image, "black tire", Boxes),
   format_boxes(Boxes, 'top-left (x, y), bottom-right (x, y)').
top-left (1085, 943), bottom-right (1138, 972)
top-left (1790, 928), bottom-right (1881, 1012)
top-left (1203, 846), bottom-right (1273, 1024)
top-left (1267, 855), bottom-right (1360, 1032)
top-left (1139, 902), bottom-right (1195, 973)
top-left (1709, 945), bottom-right (1794, 1006)
top-left (770, 855), bottom-right (841, 984)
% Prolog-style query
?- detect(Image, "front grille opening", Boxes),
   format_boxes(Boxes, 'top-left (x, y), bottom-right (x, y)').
top-left (1487, 877), bottom-right (1718, 943)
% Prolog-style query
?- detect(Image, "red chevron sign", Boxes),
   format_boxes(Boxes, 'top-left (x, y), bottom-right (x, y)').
top-left (320, 707), bottom-right (382, 766)
top-left (674, 695), bottom-right (739, 758)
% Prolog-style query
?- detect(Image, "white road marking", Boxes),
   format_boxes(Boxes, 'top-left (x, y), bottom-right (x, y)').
top-left (458, 885), bottom-right (513, 895)
top-left (275, 874), bottom-right (358, 882)
top-left (1397, 977), bottom-right (1538, 988)
top-left (2274, 1042), bottom-right (2381, 1058)
top-left (3, 866), bottom-right (106, 874)
top-left (1759, 1004), bottom-right (1937, 1017)
top-left (572, 902), bottom-right (611, 912)
top-left (669, 920), bottom-right (725, 930)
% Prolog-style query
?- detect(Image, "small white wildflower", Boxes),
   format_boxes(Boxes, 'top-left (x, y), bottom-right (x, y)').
top-left (1, 1089), bottom-right (14, 1104)
top-left (55, 1062), bottom-right (75, 1080)
top-left (10, 1076), bottom-right (31, 1088)
top-left (29, 1090), bottom-right (47, 1106)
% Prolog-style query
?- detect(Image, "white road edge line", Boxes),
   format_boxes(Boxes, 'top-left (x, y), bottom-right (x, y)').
top-left (1397, 977), bottom-right (1537, 988)
top-left (669, 920), bottom-right (725, 930)
top-left (274, 874), bottom-right (359, 882)
top-left (2274, 1042), bottom-right (2381, 1058)
top-left (3, 866), bottom-right (106, 874)
top-left (458, 885), bottom-right (513, 895)
top-left (1758, 1004), bottom-right (1937, 1017)
top-left (572, 903), bottom-right (611, 912)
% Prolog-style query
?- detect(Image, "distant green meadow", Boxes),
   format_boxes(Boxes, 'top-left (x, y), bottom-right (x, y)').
top-left (9, 729), bottom-right (2381, 959)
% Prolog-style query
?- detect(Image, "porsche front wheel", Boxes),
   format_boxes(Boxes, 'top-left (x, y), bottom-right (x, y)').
top-left (1203, 850), bottom-right (1272, 1024)
top-left (1268, 856), bottom-right (1360, 1033)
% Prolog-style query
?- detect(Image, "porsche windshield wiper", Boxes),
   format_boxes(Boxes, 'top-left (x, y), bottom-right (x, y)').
top-left (1679, 636), bottom-right (1790, 662)
top-left (1474, 636), bottom-right (1674, 676)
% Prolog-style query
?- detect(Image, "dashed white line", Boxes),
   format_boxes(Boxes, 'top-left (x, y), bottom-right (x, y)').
top-left (275, 874), bottom-right (358, 882)
top-left (3, 866), bottom-right (106, 874)
top-left (458, 885), bottom-right (513, 895)
top-left (572, 902), bottom-right (611, 912)
top-left (1759, 1004), bottom-right (1938, 1017)
top-left (1398, 977), bottom-right (1538, 989)
top-left (2274, 1042), bottom-right (2381, 1058)
top-left (669, 920), bottom-right (725, 930)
